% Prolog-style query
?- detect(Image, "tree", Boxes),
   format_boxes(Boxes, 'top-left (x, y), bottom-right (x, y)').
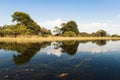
top-left (0, 24), bottom-right (34, 37)
top-left (41, 27), bottom-right (52, 37)
top-left (96, 30), bottom-right (107, 37)
top-left (61, 20), bottom-right (79, 35)
top-left (12, 12), bottom-right (41, 35)
top-left (63, 31), bottom-right (76, 37)
top-left (111, 34), bottom-right (120, 37)
top-left (53, 26), bottom-right (62, 36)
top-left (79, 32), bottom-right (91, 37)
top-left (0, 27), bottom-right (4, 37)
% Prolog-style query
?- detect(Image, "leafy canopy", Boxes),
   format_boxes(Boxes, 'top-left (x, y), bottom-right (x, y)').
top-left (12, 12), bottom-right (41, 35)
top-left (61, 20), bottom-right (79, 35)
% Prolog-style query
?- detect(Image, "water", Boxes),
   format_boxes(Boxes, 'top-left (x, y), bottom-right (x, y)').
top-left (0, 40), bottom-right (120, 80)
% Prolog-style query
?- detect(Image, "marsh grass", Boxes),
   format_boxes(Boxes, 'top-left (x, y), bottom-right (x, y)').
top-left (0, 37), bottom-right (120, 43)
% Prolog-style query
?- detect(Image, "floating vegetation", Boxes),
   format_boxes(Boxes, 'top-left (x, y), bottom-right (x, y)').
top-left (58, 73), bottom-right (69, 77)
top-left (4, 75), bottom-right (8, 78)
top-left (26, 69), bottom-right (34, 72)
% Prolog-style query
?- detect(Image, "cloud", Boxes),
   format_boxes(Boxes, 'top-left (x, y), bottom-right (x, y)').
top-left (40, 19), bottom-right (63, 31)
top-left (78, 22), bottom-right (109, 33)
top-left (79, 22), bottom-right (109, 27)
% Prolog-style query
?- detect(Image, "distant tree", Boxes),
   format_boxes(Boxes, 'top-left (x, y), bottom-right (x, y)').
top-left (96, 30), bottom-right (107, 37)
top-left (111, 34), bottom-right (120, 37)
top-left (12, 12), bottom-right (41, 35)
top-left (0, 27), bottom-right (4, 37)
top-left (91, 32), bottom-right (96, 37)
top-left (53, 26), bottom-right (62, 36)
top-left (61, 20), bottom-right (79, 35)
top-left (79, 32), bottom-right (91, 37)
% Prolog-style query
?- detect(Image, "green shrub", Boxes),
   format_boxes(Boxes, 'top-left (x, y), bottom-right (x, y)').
top-left (63, 31), bottom-right (76, 37)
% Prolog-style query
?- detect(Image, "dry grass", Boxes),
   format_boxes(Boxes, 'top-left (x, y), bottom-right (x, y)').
top-left (0, 37), bottom-right (120, 43)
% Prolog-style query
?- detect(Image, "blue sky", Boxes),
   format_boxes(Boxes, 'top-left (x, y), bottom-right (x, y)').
top-left (0, 0), bottom-right (120, 34)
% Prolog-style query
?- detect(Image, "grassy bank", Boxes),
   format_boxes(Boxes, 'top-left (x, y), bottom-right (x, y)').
top-left (0, 37), bottom-right (120, 43)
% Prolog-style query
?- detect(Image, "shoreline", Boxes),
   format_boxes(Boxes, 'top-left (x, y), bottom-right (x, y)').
top-left (0, 37), bottom-right (120, 43)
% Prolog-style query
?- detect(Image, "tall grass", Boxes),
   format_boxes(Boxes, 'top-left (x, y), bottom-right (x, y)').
top-left (0, 37), bottom-right (120, 43)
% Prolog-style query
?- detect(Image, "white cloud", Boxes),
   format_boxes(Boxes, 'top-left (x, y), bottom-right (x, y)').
top-left (78, 22), bottom-right (109, 33)
top-left (79, 22), bottom-right (109, 28)
top-left (39, 19), bottom-right (63, 31)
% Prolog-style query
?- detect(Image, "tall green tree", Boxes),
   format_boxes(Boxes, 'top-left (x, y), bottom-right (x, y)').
top-left (61, 20), bottom-right (79, 35)
top-left (96, 30), bottom-right (107, 37)
top-left (12, 12), bottom-right (41, 35)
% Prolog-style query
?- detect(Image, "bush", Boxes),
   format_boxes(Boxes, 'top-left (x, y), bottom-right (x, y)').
top-left (63, 31), bottom-right (76, 37)
top-left (111, 34), bottom-right (120, 37)
top-left (79, 32), bottom-right (91, 37)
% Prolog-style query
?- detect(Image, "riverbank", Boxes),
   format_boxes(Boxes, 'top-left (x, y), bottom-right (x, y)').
top-left (0, 37), bottom-right (120, 43)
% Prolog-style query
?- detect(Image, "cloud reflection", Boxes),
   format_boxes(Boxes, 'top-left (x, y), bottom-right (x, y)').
top-left (41, 41), bottom-right (120, 57)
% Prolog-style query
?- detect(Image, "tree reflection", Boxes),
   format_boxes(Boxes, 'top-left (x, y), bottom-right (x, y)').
top-left (54, 41), bottom-right (79, 55)
top-left (92, 40), bottom-right (107, 46)
top-left (0, 42), bottom-right (51, 65)
top-left (53, 40), bottom-right (108, 56)
top-left (0, 40), bottom-right (108, 65)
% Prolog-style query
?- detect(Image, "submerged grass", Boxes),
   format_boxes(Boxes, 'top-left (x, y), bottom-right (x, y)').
top-left (0, 37), bottom-right (120, 43)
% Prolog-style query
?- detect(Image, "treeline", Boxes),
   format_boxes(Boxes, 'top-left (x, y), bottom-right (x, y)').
top-left (0, 11), bottom-right (120, 37)
top-left (53, 20), bottom-right (120, 37)
top-left (0, 12), bottom-right (51, 37)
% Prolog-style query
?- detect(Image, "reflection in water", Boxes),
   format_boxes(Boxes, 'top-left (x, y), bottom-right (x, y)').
top-left (92, 40), bottom-right (107, 46)
top-left (54, 41), bottom-right (79, 55)
top-left (79, 40), bottom-right (107, 46)
top-left (78, 41), bottom-right (120, 54)
top-left (0, 40), bottom-right (115, 65)
top-left (53, 40), bottom-right (107, 56)
top-left (61, 41), bottom-right (79, 55)
top-left (0, 40), bottom-right (120, 80)
top-left (0, 42), bottom-right (51, 65)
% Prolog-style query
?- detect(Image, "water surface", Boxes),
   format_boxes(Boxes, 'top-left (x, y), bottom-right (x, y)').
top-left (0, 40), bottom-right (120, 80)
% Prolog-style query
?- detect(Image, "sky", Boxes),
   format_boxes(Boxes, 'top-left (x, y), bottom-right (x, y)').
top-left (0, 0), bottom-right (120, 34)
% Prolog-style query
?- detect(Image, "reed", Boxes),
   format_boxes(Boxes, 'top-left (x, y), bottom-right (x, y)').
top-left (0, 37), bottom-right (120, 43)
